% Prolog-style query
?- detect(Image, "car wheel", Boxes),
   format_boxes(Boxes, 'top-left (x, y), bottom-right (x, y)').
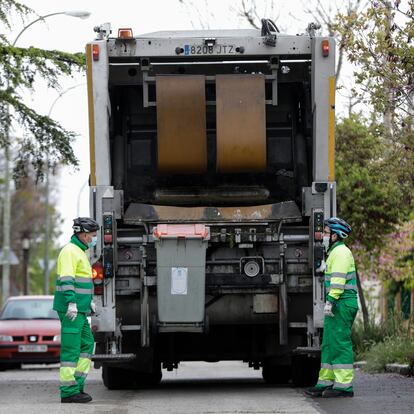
top-left (0, 363), bottom-right (21, 371)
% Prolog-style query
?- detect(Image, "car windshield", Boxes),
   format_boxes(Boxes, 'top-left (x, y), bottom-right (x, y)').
top-left (0, 299), bottom-right (58, 320)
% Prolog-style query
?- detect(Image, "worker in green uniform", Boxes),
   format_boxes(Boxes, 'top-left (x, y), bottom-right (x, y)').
top-left (305, 217), bottom-right (358, 398)
top-left (53, 217), bottom-right (100, 403)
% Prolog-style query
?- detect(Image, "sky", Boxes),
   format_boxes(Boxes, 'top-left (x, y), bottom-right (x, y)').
top-left (8, 0), bottom-right (356, 245)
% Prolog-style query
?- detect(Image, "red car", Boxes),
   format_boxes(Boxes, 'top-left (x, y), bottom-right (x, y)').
top-left (0, 295), bottom-right (60, 370)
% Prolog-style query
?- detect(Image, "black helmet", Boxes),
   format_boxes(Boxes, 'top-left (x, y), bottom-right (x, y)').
top-left (324, 217), bottom-right (352, 239)
top-left (72, 217), bottom-right (100, 234)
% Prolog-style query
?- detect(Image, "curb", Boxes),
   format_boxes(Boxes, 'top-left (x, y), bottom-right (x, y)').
top-left (385, 363), bottom-right (412, 376)
top-left (354, 361), bottom-right (366, 369)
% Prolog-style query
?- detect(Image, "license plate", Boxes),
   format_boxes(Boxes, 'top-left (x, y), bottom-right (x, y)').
top-left (18, 345), bottom-right (48, 353)
top-left (184, 44), bottom-right (236, 55)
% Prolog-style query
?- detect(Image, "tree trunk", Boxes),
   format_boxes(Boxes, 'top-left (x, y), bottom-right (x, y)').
top-left (356, 268), bottom-right (369, 333)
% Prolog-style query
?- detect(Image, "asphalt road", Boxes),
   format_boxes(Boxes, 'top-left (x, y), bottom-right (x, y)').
top-left (0, 362), bottom-right (413, 414)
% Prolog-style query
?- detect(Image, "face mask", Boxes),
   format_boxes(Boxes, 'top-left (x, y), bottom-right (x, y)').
top-left (322, 235), bottom-right (331, 252)
top-left (88, 236), bottom-right (97, 248)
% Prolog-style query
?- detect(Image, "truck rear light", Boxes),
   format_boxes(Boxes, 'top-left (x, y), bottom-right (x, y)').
top-left (92, 261), bottom-right (104, 295)
top-left (321, 40), bottom-right (329, 57)
top-left (118, 28), bottom-right (133, 39)
top-left (92, 44), bottom-right (100, 61)
top-left (104, 234), bottom-right (113, 244)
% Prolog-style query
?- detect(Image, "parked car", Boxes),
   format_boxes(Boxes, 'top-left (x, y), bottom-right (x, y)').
top-left (0, 295), bottom-right (60, 370)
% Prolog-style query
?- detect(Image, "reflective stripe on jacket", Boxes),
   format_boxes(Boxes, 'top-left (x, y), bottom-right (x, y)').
top-left (325, 241), bottom-right (357, 302)
top-left (53, 235), bottom-right (93, 313)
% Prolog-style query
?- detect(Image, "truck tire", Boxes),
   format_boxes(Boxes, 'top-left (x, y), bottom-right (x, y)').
top-left (135, 365), bottom-right (162, 388)
top-left (291, 355), bottom-right (320, 387)
top-left (262, 362), bottom-right (291, 384)
top-left (102, 364), bottom-right (162, 390)
top-left (102, 366), bottom-right (133, 390)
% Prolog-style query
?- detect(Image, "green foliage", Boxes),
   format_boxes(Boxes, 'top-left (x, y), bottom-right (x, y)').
top-left (334, 0), bottom-right (414, 121)
top-left (0, 0), bottom-right (84, 179)
top-left (0, 0), bottom-right (31, 28)
top-left (352, 312), bottom-right (412, 361)
top-left (376, 221), bottom-right (414, 289)
top-left (336, 115), bottom-right (408, 252)
top-left (352, 313), bottom-right (414, 374)
top-left (365, 336), bottom-right (414, 372)
top-left (333, 4), bottom-right (414, 277)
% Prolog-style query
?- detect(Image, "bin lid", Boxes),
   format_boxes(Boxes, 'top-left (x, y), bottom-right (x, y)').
top-left (153, 224), bottom-right (209, 239)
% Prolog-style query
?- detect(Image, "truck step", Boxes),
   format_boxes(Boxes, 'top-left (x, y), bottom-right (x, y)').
top-left (91, 353), bottom-right (136, 362)
top-left (293, 347), bottom-right (321, 356)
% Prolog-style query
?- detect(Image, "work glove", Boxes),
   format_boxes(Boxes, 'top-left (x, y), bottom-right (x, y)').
top-left (90, 301), bottom-right (97, 315)
top-left (323, 301), bottom-right (334, 317)
top-left (316, 260), bottom-right (326, 273)
top-left (66, 302), bottom-right (78, 322)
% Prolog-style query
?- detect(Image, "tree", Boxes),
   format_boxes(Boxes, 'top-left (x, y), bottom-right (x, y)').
top-left (335, 114), bottom-right (411, 328)
top-left (376, 220), bottom-right (414, 289)
top-left (334, 0), bottom-right (414, 127)
top-left (237, 0), bottom-right (278, 29)
top-left (0, 161), bottom-right (62, 295)
top-left (0, 0), bottom-right (84, 179)
top-left (336, 115), bottom-right (408, 250)
top-left (302, 0), bottom-right (364, 84)
top-left (178, 0), bottom-right (280, 31)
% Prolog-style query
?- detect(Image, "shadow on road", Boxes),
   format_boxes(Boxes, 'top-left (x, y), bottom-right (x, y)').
top-left (159, 377), bottom-right (292, 391)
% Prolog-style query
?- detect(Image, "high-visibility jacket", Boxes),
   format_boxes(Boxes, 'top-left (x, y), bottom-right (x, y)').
top-left (324, 241), bottom-right (358, 304)
top-left (53, 235), bottom-right (93, 313)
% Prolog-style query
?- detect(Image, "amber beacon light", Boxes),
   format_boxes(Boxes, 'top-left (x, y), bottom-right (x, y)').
top-left (118, 28), bottom-right (133, 39)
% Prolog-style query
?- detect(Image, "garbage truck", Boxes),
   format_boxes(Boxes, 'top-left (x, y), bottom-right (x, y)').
top-left (86, 20), bottom-right (337, 389)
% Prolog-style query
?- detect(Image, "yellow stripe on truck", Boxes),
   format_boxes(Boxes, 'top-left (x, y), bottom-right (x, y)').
top-left (86, 44), bottom-right (96, 186)
top-left (328, 75), bottom-right (335, 181)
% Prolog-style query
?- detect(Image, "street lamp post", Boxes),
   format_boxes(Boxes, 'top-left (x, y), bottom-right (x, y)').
top-left (12, 11), bottom-right (91, 47)
top-left (22, 237), bottom-right (30, 295)
top-left (44, 83), bottom-right (85, 295)
top-left (1, 10), bottom-right (90, 304)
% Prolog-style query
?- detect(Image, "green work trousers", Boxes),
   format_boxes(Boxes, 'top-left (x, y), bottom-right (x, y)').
top-left (316, 300), bottom-right (358, 392)
top-left (58, 312), bottom-right (94, 398)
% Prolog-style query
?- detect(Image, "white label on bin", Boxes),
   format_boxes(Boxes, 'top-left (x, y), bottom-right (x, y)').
top-left (171, 267), bottom-right (188, 295)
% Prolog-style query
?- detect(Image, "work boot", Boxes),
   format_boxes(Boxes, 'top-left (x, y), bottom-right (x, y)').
top-left (61, 392), bottom-right (92, 403)
top-left (80, 391), bottom-right (92, 398)
top-left (322, 388), bottom-right (354, 398)
top-left (304, 386), bottom-right (330, 397)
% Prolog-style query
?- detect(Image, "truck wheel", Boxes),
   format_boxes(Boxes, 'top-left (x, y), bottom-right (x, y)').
top-left (291, 355), bottom-right (320, 387)
top-left (135, 365), bottom-right (162, 388)
top-left (262, 362), bottom-right (291, 384)
top-left (102, 366), bottom-right (133, 390)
